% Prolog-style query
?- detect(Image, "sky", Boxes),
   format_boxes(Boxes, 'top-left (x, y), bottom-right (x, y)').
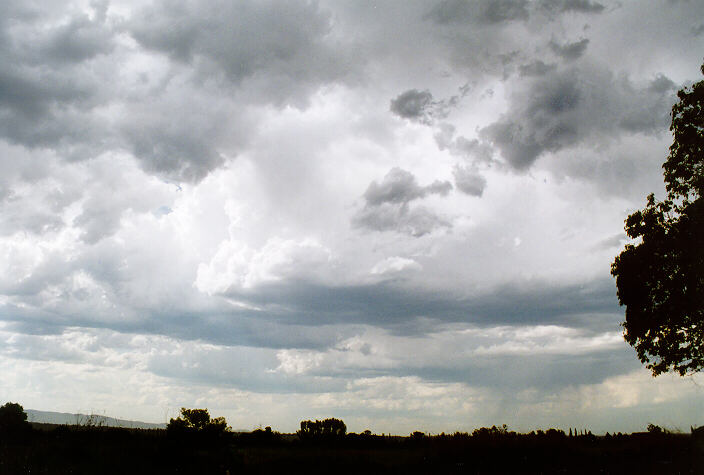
top-left (1, 0), bottom-right (703, 435)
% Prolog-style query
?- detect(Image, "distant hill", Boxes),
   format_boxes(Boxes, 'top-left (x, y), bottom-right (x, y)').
top-left (26, 409), bottom-right (166, 429)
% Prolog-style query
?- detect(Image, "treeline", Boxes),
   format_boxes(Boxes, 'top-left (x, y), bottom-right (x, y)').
top-left (1, 402), bottom-right (701, 474)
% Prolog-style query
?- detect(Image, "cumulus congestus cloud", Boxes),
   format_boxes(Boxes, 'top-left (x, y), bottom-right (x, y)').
top-left (0, 0), bottom-right (703, 435)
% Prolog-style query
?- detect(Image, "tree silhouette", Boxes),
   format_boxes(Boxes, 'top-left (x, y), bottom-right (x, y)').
top-left (167, 408), bottom-right (230, 436)
top-left (0, 402), bottom-right (31, 441)
top-left (0, 402), bottom-right (28, 428)
top-left (298, 418), bottom-right (347, 441)
top-left (612, 62), bottom-right (704, 375)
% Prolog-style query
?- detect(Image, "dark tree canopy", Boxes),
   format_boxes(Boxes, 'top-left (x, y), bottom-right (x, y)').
top-left (0, 402), bottom-right (30, 435)
top-left (611, 62), bottom-right (704, 376)
top-left (167, 407), bottom-right (229, 435)
top-left (298, 418), bottom-right (347, 440)
top-left (0, 402), bottom-right (32, 440)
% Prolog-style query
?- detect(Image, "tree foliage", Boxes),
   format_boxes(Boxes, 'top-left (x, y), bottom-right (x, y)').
top-left (297, 418), bottom-right (347, 440)
top-left (611, 62), bottom-right (704, 376)
top-left (167, 408), bottom-right (230, 436)
top-left (0, 402), bottom-right (29, 433)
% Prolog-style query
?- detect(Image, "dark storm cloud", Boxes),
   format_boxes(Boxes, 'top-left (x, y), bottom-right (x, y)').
top-left (218, 276), bottom-right (620, 332)
top-left (549, 38), bottom-right (590, 61)
top-left (481, 65), bottom-right (678, 170)
top-left (3, 271), bottom-right (620, 346)
top-left (426, 0), bottom-right (530, 25)
top-left (0, 293), bottom-right (348, 352)
top-left (353, 168), bottom-right (452, 236)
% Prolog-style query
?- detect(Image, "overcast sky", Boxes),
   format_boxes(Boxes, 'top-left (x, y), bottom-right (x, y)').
top-left (1, 0), bottom-right (703, 434)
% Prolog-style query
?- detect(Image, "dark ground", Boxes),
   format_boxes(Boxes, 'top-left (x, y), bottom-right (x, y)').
top-left (0, 424), bottom-right (701, 474)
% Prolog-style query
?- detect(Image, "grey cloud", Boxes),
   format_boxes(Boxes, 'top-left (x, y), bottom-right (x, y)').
top-left (364, 168), bottom-right (424, 205)
top-left (618, 75), bottom-right (678, 133)
top-left (1, 247), bottom-right (622, 356)
top-left (37, 13), bottom-right (114, 64)
top-left (434, 123), bottom-right (494, 163)
top-left (538, 0), bottom-right (605, 14)
top-left (145, 345), bottom-right (345, 393)
top-left (0, 3), bottom-right (109, 121)
top-left (647, 74), bottom-right (678, 94)
top-left (0, 5), bottom-right (117, 170)
top-left (0, 0), bottom-right (354, 185)
top-left (353, 168), bottom-right (452, 236)
top-left (0, 324), bottom-right (344, 393)
top-left (72, 200), bottom-right (125, 244)
top-left (482, 71), bottom-right (581, 169)
top-left (218, 276), bottom-right (620, 333)
top-left (427, 0), bottom-right (530, 25)
top-left (390, 85), bottom-right (469, 125)
top-left (0, 315), bottom-right (633, 396)
top-left (0, 153), bottom-right (81, 236)
top-left (353, 203), bottom-right (452, 237)
top-left (301, 345), bottom-right (636, 393)
top-left (453, 165), bottom-right (487, 197)
top-left (122, 121), bottom-right (225, 183)
top-left (390, 89), bottom-right (434, 124)
top-left (363, 168), bottom-right (451, 206)
top-left (591, 233), bottom-right (626, 251)
top-left (481, 66), bottom-right (677, 170)
top-left (0, 63), bottom-right (97, 122)
top-left (127, 0), bottom-right (349, 106)
top-left (549, 38), bottom-right (590, 61)
top-left (0, 205), bottom-right (64, 236)
top-left (411, 348), bottom-right (636, 391)
top-left (426, 180), bottom-right (453, 196)
top-left (518, 60), bottom-right (557, 77)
